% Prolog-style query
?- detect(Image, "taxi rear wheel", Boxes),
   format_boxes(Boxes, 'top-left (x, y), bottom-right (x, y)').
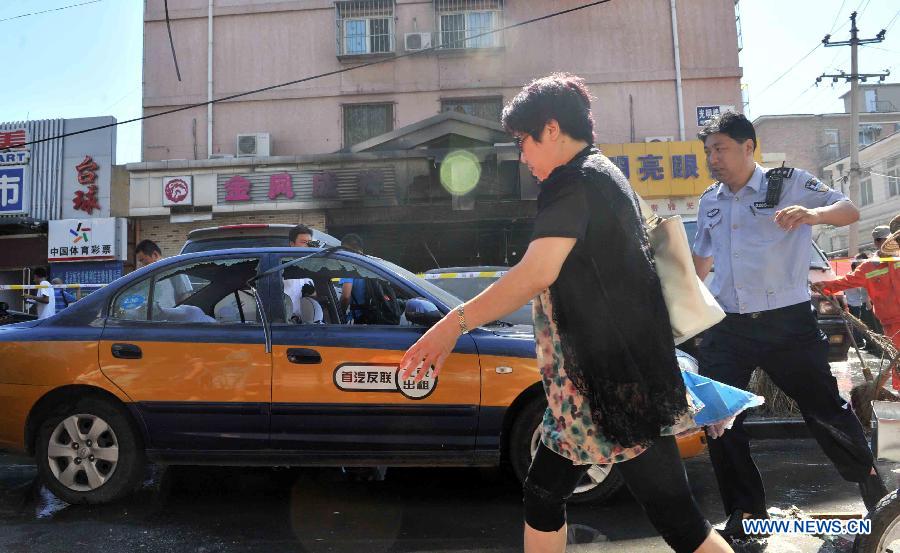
top-left (509, 397), bottom-right (624, 504)
top-left (36, 398), bottom-right (145, 504)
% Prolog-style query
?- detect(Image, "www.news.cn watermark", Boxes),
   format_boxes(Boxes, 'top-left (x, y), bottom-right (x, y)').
top-left (742, 518), bottom-right (871, 535)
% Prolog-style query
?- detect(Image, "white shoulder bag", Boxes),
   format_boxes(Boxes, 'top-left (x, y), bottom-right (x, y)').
top-left (636, 196), bottom-right (725, 345)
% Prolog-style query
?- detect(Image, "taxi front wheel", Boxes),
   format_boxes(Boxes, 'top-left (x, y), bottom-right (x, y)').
top-left (36, 398), bottom-right (145, 504)
top-left (509, 397), bottom-right (624, 504)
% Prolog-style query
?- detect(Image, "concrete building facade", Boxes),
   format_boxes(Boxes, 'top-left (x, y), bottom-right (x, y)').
top-left (820, 132), bottom-right (900, 255)
top-left (132, 0), bottom-right (744, 269)
top-left (754, 112), bottom-right (900, 180)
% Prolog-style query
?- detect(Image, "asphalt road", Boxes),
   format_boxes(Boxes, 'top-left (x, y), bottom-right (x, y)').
top-left (0, 437), bottom-right (896, 553)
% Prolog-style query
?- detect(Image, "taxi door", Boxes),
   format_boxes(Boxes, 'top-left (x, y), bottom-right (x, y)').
top-left (99, 256), bottom-right (271, 451)
top-left (268, 254), bottom-right (481, 461)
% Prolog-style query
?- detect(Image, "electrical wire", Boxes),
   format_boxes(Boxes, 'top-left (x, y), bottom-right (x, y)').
top-left (0, 0), bottom-right (102, 24)
top-left (4, 0), bottom-right (613, 151)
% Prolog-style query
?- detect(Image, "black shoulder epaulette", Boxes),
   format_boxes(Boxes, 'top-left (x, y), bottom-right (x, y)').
top-left (700, 182), bottom-right (719, 198)
top-left (765, 166), bottom-right (794, 179)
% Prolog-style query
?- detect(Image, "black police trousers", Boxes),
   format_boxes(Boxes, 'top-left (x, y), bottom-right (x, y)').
top-left (698, 301), bottom-right (876, 516)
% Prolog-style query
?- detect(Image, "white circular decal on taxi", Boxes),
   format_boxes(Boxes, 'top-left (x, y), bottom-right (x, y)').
top-left (333, 364), bottom-right (437, 400)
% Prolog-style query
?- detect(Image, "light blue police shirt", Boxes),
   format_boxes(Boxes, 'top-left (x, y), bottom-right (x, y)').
top-left (692, 164), bottom-right (849, 314)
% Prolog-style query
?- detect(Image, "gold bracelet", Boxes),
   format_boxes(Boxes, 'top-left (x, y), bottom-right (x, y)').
top-left (456, 305), bottom-right (469, 334)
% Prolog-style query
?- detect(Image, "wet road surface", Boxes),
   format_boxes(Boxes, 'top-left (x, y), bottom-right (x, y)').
top-left (1, 438), bottom-right (897, 553)
top-left (0, 349), bottom-right (894, 552)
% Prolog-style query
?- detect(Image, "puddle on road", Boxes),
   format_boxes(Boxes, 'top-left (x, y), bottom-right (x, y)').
top-left (35, 485), bottom-right (68, 519)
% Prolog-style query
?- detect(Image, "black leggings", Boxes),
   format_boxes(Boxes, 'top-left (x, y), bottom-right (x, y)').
top-left (524, 435), bottom-right (712, 553)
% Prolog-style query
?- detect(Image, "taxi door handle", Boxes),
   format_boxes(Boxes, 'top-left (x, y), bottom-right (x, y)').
top-left (286, 348), bottom-right (321, 364)
top-left (111, 343), bottom-right (142, 360)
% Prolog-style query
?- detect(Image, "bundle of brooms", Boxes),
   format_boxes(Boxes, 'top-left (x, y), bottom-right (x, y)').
top-left (748, 298), bottom-right (899, 427)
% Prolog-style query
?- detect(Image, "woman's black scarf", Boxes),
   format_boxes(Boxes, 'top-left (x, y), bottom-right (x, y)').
top-left (539, 146), bottom-right (689, 448)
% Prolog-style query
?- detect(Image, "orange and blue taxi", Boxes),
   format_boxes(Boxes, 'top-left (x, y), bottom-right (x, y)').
top-left (0, 246), bottom-right (705, 504)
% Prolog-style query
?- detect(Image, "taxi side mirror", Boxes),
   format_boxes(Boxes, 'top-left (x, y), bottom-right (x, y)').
top-left (405, 298), bottom-right (442, 327)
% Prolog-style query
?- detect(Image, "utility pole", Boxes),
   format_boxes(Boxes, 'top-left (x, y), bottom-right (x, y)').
top-left (817, 11), bottom-right (888, 256)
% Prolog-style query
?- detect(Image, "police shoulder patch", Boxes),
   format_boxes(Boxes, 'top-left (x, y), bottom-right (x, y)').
top-left (804, 177), bottom-right (830, 193)
top-left (700, 182), bottom-right (719, 198)
top-left (765, 166), bottom-right (794, 179)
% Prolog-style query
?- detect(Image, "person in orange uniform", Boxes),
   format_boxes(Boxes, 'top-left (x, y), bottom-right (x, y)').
top-left (813, 217), bottom-right (900, 385)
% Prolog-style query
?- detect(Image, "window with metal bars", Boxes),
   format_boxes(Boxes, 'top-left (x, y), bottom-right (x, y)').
top-left (441, 97), bottom-right (503, 122)
top-left (434, 0), bottom-right (502, 49)
top-left (343, 103), bottom-right (394, 148)
top-left (335, 1), bottom-right (395, 56)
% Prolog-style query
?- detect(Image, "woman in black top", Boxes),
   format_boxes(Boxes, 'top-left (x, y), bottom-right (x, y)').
top-left (399, 74), bottom-right (731, 553)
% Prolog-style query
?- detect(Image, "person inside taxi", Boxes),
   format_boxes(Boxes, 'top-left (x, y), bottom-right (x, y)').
top-left (399, 73), bottom-right (732, 553)
top-left (284, 224), bottom-right (320, 322)
top-left (339, 233), bottom-right (367, 323)
top-left (135, 239), bottom-right (192, 305)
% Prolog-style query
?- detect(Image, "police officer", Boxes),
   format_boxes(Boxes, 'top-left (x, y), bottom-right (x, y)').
top-left (691, 112), bottom-right (886, 541)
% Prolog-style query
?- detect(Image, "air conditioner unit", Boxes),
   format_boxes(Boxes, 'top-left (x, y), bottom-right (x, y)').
top-left (404, 32), bottom-right (432, 52)
top-left (645, 136), bottom-right (675, 143)
top-left (236, 133), bottom-right (271, 157)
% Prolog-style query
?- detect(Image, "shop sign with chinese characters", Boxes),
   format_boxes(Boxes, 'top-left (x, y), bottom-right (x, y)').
top-left (48, 218), bottom-right (125, 263)
top-left (0, 129), bottom-right (30, 166)
top-left (72, 156), bottom-right (101, 215)
top-left (216, 167), bottom-right (395, 204)
top-left (599, 140), bottom-right (761, 200)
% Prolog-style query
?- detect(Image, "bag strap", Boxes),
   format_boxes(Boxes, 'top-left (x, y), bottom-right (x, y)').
top-left (636, 194), bottom-right (663, 229)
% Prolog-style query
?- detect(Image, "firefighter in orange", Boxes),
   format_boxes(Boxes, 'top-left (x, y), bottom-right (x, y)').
top-left (813, 218), bottom-right (900, 384)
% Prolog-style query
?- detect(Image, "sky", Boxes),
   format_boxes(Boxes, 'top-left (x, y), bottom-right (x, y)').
top-left (0, 0), bottom-right (898, 165)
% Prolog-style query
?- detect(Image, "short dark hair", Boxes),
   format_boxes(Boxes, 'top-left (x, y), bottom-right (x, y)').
top-left (697, 111), bottom-right (757, 150)
top-left (134, 239), bottom-right (162, 257)
top-left (32, 267), bottom-right (48, 278)
top-left (341, 233), bottom-right (364, 252)
top-left (301, 282), bottom-right (316, 297)
top-left (289, 224), bottom-right (313, 244)
top-left (501, 73), bottom-right (595, 144)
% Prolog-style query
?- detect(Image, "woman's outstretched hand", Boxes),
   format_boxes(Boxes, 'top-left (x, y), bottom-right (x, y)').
top-left (399, 317), bottom-right (459, 383)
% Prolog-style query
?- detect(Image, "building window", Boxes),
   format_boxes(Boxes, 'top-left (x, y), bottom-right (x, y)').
top-left (859, 124), bottom-right (881, 147)
top-left (335, 1), bottom-right (394, 56)
top-left (888, 156), bottom-right (900, 197)
top-left (441, 97), bottom-right (503, 122)
top-left (343, 103), bottom-right (393, 148)
top-left (735, 2), bottom-right (743, 52)
top-left (823, 129), bottom-right (840, 162)
top-left (860, 177), bottom-right (873, 206)
top-left (435, 0), bottom-right (502, 49)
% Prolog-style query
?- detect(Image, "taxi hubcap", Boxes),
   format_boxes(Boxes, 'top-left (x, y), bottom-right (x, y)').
top-left (529, 426), bottom-right (610, 494)
top-left (878, 511), bottom-right (900, 551)
top-left (47, 414), bottom-right (119, 492)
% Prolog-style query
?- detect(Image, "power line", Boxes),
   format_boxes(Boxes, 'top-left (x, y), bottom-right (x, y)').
top-left (0, 0), bottom-right (103, 24)
top-left (5, 0), bottom-right (613, 151)
top-left (829, 0), bottom-right (848, 34)
top-left (754, 43), bottom-right (822, 99)
top-left (886, 8), bottom-right (900, 31)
